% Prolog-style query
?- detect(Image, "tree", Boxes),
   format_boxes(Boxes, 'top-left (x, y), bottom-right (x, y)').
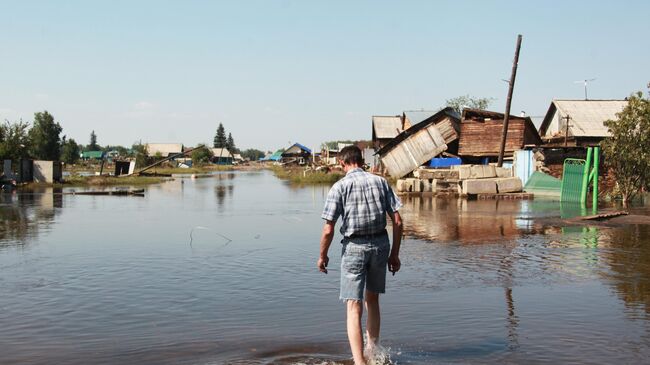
top-left (28, 111), bottom-right (63, 160)
top-left (60, 137), bottom-right (80, 164)
top-left (131, 142), bottom-right (148, 168)
top-left (601, 91), bottom-right (650, 204)
top-left (88, 130), bottom-right (100, 150)
top-left (213, 123), bottom-right (226, 148)
top-left (226, 133), bottom-right (237, 153)
top-left (445, 95), bottom-right (494, 114)
top-left (0, 119), bottom-right (31, 161)
top-left (241, 148), bottom-right (265, 161)
top-left (191, 145), bottom-right (214, 166)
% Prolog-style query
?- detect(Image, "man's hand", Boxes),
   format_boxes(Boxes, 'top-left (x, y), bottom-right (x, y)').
top-left (388, 254), bottom-right (401, 276)
top-left (318, 255), bottom-right (329, 274)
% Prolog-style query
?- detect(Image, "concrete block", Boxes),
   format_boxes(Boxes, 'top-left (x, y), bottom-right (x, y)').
top-left (396, 179), bottom-right (407, 192)
top-left (33, 160), bottom-right (62, 183)
top-left (3, 160), bottom-right (14, 179)
top-left (431, 179), bottom-right (438, 193)
top-left (495, 167), bottom-right (513, 178)
top-left (412, 178), bottom-right (423, 192)
top-left (496, 177), bottom-right (523, 193)
top-left (462, 179), bottom-right (497, 195)
top-left (482, 165), bottom-right (497, 178)
top-left (455, 165), bottom-right (472, 180)
top-left (469, 165), bottom-right (484, 179)
top-left (421, 179), bottom-right (432, 192)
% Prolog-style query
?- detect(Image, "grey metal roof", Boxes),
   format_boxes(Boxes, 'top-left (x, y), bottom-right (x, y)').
top-left (541, 100), bottom-right (627, 138)
top-left (403, 110), bottom-right (438, 125)
top-left (211, 148), bottom-right (233, 158)
top-left (372, 116), bottom-right (402, 139)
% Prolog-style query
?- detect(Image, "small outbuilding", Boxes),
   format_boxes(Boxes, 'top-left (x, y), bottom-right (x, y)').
top-left (211, 148), bottom-right (234, 165)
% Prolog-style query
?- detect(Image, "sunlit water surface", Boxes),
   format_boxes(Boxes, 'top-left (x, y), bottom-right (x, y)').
top-left (1, 171), bottom-right (649, 364)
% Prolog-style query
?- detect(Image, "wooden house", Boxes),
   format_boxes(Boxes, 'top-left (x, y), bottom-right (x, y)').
top-left (457, 109), bottom-right (542, 162)
top-left (281, 143), bottom-right (312, 165)
top-left (538, 99), bottom-right (627, 147)
top-left (146, 143), bottom-right (184, 158)
top-left (376, 107), bottom-right (461, 178)
top-left (211, 148), bottom-right (233, 165)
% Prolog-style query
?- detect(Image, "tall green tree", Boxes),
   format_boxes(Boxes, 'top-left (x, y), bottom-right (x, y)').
top-left (602, 91), bottom-right (650, 204)
top-left (28, 111), bottom-right (63, 160)
top-left (88, 130), bottom-right (100, 150)
top-left (131, 142), bottom-right (148, 168)
top-left (226, 132), bottom-right (236, 153)
top-left (60, 137), bottom-right (80, 164)
top-left (445, 95), bottom-right (494, 114)
top-left (213, 123), bottom-right (227, 148)
top-left (191, 145), bottom-right (214, 166)
top-left (0, 119), bottom-right (31, 161)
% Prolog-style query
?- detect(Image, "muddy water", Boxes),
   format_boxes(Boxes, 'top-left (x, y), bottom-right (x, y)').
top-left (1, 171), bottom-right (649, 364)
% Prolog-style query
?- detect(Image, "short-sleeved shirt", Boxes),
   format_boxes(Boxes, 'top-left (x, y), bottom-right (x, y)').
top-left (321, 168), bottom-right (402, 237)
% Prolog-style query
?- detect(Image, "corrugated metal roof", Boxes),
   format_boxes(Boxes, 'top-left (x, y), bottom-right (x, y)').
top-left (403, 110), bottom-right (438, 126)
top-left (539, 100), bottom-right (627, 138)
top-left (554, 100), bottom-right (627, 137)
top-left (372, 116), bottom-right (402, 139)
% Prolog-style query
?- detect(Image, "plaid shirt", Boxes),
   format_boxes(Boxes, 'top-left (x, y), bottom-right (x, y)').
top-left (321, 168), bottom-right (402, 237)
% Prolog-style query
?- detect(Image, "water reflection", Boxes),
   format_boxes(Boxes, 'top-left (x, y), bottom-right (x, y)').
top-left (0, 188), bottom-right (62, 247)
top-left (214, 173), bottom-right (236, 210)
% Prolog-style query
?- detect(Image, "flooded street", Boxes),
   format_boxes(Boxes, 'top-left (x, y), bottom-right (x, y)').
top-left (1, 170), bottom-right (650, 364)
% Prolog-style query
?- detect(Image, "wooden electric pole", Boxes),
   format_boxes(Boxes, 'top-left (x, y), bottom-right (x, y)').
top-left (497, 34), bottom-right (523, 167)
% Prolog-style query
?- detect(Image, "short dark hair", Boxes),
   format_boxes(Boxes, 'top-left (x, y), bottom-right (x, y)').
top-left (339, 145), bottom-right (364, 166)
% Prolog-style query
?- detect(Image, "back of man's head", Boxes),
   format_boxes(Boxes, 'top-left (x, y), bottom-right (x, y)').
top-left (339, 145), bottom-right (364, 166)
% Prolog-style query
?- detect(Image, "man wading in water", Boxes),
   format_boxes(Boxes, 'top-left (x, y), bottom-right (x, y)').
top-left (318, 145), bottom-right (403, 365)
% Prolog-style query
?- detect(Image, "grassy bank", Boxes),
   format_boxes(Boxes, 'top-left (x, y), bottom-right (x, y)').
top-left (269, 166), bottom-right (343, 184)
top-left (54, 175), bottom-right (168, 187)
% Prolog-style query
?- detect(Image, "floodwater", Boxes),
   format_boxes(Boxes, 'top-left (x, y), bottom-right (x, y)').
top-left (1, 170), bottom-right (650, 364)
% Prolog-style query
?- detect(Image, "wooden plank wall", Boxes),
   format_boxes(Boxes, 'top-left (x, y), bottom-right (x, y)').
top-left (458, 120), bottom-right (525, 156)
top-left (382, 125), bottom-right (448, 178)
top-left (436, 117), bottom-right (460, 144)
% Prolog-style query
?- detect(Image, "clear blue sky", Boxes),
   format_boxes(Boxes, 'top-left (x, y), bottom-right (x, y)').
top-left (1, 0), bottom-right (648, 152)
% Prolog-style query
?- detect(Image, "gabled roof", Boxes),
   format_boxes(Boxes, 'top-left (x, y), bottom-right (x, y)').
top-left (539, 99), bottom-right (627, 138)
top-left (372, 116), bottom-right (402, 139)
top-left (284, 143), bottom-right (312, 154)
top-left (211, 148), bottom-right (233, 158)
top-left (376, 107), bottom-right (460, 156)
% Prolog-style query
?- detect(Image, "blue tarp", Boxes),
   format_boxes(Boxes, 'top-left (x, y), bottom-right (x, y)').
top-left (428, 157), bottom-right (462, 168)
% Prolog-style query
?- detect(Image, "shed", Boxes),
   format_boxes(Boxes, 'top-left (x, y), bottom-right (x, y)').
top-left (457, 109), bottom-right (542, 160)
top-left (376, 107), bottom-right (460, 178)
top-left (146, 143), bottom-right (184, 158)
top-left (538, 100), bottom-right (627, 146)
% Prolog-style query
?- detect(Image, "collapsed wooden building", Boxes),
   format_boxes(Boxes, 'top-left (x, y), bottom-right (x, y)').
top-left (457, 108), bottom-right (542, 163)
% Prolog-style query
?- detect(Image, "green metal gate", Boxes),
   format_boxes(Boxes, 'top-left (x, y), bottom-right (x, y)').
top-left (560, 158), bottom-right (587, 203)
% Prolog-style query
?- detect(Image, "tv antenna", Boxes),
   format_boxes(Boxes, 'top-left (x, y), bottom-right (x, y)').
top-left (574, 78), bottom-right (596, 100)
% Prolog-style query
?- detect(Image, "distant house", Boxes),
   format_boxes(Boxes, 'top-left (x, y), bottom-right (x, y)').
top-left (538, 100), bottom-right (627, 147)
top-left (457, 108), bottom-right (542, 162)
top-left (233, 153), bottom-right (244, 164)
top-left (80, 151), bottom-right (104, 160)
top-left (146, 143), bottom-right (184, 158)
top-left (372, 116), bottom-right (402, 151)
top-left (261, 149), bottom-right (284, 163)
top-left (211, 148), bottom-right (233, 165)
top-left (281, 143), bottom-right (312, 165)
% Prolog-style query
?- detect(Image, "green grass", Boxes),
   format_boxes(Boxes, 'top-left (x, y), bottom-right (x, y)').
top-left (53, 175), bottom-right (169, 187)
top-left (269, 166), bottom-right (343, 184)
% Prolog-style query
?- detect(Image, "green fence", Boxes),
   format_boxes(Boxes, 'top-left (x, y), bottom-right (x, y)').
top-left (560, 158), bottom-right (587, 203)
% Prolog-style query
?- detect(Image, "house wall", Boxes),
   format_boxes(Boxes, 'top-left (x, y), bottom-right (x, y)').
top-left (458, 119), bottom-right (526, 157)
top-left (33, 160), bottom-right (63, 183)
top-left (380, 124), bottom-right (447, 178)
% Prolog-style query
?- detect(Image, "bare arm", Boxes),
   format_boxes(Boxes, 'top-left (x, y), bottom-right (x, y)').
top-left (318, 220), bottom-right (335, 274)
top-left (387, 211), bottom-right (403, 275)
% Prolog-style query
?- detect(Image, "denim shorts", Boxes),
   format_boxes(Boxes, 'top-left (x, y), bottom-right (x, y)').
top-left (339, 232), bottom-right (390, 301)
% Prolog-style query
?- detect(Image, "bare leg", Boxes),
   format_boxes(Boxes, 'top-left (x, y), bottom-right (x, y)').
top-left (364, 290), bottom-right (380, 350)
top-left (347, 300), bottom-right (366, 365)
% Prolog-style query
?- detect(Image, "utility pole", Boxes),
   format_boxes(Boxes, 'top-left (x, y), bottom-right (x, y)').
top-left (497, 34), bottom-right (523, 167)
